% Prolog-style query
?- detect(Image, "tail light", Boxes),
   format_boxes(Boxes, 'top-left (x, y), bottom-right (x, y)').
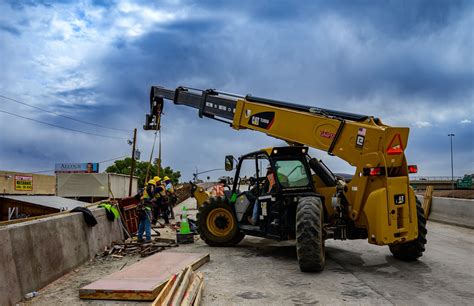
top-left (363, 167), bottom-right (385, 176)
top-left (408, 165), bottom-right (418, 174)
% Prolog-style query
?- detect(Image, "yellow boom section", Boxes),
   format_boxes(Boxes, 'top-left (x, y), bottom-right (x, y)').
top-left (232, 98), bottom-right (409, 169)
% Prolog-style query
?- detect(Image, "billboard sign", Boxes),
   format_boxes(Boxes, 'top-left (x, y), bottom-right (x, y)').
top-left (14, 175), bottom-right (33, 191)
top-left (55, 163), bottom-right (99, 174)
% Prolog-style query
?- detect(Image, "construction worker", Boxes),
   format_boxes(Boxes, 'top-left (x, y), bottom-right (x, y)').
top-left (163, 176), bottom-right (175, 193)
top-left (137, 179), bottom-right (155, 242)
top-left (163, 176), bottom-right (177, 219)
top-left (212, 178), bottom-right (227, 196)
top-left (248, 166), bottom-right (276, 225)
top-left (152, 176), bottom-right (167, 224)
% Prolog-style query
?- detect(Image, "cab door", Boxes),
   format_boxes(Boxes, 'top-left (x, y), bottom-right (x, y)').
top-left (255, 154), bottom-right (282, 239)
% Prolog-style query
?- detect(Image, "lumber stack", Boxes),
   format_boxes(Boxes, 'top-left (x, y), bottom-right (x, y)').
top-left (79, 252), bottom-right (209, 301)
top-left (153, 265), bottom-right (205, 306)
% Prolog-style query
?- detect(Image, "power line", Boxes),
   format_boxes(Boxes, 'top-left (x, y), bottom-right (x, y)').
top-left (98, 155), bottom-right (129, 164)
top-left (30, 155), bottom-right (130, 174)
top-left (0, 94), bottom-right (131, 133)
top-left (0, 109), bottom-right (129, 140)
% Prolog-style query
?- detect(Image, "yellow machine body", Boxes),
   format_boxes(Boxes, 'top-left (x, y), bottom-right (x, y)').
top-left (231, 100), bottom-right (418, 246)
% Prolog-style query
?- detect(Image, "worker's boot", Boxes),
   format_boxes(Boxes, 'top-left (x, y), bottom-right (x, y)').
top-left (247, 216), bottom-right (256, 225)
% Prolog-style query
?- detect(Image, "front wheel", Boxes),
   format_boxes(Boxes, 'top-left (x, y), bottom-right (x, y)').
top-left (296, 197), bottom-right (325, 272)
top-left (389, 198), bottom-right (427, 260)
top-left (197, 196), bottom-right (245, 246)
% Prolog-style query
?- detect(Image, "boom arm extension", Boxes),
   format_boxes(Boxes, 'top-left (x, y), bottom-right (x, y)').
top-left (146, 86), bottom-right (409, 169)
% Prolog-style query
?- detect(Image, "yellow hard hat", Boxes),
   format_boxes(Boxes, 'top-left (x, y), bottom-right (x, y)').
top-left (153, 176), bottom-right (162, 183)
top-left (164, 176), bottom-right (170, 181)
top-left (147, 179), bottom-right (156, 186)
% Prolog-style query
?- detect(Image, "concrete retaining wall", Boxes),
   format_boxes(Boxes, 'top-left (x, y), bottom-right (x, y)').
top-left (417, 195), bottom-right (474, 228)
top-left (0, 208), bottom-right (124, 306)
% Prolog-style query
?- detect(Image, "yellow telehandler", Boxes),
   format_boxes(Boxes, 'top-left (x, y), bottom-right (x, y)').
top-left (144, 86), bottom-right (426, 272)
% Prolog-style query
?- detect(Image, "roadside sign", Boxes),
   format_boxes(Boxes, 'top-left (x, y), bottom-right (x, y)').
top-left (14, 175), bottom-right (33, 191)
top-left (55, 163), bottom-right (99, 173)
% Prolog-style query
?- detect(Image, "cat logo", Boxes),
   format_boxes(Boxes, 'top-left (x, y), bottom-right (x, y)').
top-left (248, 112), bottom-right (275, 129)
top-left (394, 194), bottom-right (406, 205)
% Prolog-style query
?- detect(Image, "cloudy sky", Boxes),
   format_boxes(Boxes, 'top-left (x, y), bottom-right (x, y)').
top-left (0, 0), bottom-right (473, 181)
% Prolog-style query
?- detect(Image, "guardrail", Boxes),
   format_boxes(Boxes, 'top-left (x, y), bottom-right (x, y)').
top-left (417, 195), bottom-right (474, 228)
top-left (410, 176), bottom-right (462, 181)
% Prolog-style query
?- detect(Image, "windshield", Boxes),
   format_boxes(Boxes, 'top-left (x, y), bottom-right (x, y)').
top-left (274, 159), bottom-right (310, 188)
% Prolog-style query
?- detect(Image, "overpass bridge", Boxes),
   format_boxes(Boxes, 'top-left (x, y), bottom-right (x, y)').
top-left (410, 176), bottom-right (472, 190)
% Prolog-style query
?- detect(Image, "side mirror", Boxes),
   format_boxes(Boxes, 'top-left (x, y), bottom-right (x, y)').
top-left (225, 155), bottom-right (234, 171)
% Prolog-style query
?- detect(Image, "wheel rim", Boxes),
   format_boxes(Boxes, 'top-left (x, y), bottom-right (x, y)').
top-left (206, 208), bottom-right (234, 237)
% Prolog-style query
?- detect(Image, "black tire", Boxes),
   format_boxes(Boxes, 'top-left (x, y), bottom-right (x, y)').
top-left (296, 197), bottom-right (325, 272)
top-left (197, 196), bottom-right (245, 247)
top-left (389, 198), bottom-right (427, 260)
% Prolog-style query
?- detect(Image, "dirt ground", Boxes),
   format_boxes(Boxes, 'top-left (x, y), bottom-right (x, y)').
top-left (432, 189), bottom-right (474, 199)
top-left (20, 198), bottom-right (474, 305)
top-left (416, 189), bottom-right (474, 199)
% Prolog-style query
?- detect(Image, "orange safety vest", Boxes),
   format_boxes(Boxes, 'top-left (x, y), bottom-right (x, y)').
top-left (212, 184), bottom-right (225, 196)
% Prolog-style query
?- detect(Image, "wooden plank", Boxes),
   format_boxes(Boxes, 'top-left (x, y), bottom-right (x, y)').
top-left (79, 252), bottom-right (210, 301)
top-left (181, 272), bottom-right (203, 306)
top-left (152, 273), bottom-right (177, 306)
top-left (171, 266), bottom-right (192, 306)
top-left (423, 185), bottom-right (434, 219)
top-left (193, 280), bottom-right (204, 306)
top-left (163, 270), bottom-right (185, 306)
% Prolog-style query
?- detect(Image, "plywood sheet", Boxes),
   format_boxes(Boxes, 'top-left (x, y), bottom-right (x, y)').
top-left (79, 252), bottom-right (209, 301)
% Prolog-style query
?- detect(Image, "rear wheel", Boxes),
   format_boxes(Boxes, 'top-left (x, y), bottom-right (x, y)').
top-left (197, 196), bottom-right (245, 246)
top-left (389, 198), bottom-right (427, 260)
top-left (296, 197), bottom-right (325, 272)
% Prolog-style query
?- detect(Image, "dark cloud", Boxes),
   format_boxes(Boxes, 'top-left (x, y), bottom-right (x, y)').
top-left (0, 23), bottom-right (21, 36)
top-left (0, 0), bottom-right (473, 180)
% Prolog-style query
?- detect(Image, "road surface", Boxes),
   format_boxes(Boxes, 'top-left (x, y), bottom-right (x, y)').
top-left (23, 198), bottom-right (474, 305)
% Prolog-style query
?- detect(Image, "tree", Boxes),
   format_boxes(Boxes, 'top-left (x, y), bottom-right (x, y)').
top-left (105, 157), bottom-right (181, 188)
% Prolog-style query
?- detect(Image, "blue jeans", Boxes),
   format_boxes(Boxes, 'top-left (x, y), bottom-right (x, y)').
top-left (138, 210), bottom-right (152, 241)
top-left (252, 200), bottom-right (259, 223)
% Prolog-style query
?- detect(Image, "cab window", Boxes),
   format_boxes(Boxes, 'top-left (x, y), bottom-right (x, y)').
top-left (274, 159), bottom-right (310, 188)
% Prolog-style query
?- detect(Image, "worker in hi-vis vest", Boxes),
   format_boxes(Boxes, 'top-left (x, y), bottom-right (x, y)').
top-left (152, 176), bottom-right (169, 225)
top-left (137, 179), bottom-right (156, 242)
top-left (163, 176), bottom-right (177, 219)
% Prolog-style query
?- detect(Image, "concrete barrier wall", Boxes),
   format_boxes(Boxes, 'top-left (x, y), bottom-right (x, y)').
top-left (417, 195), bottom-right (474, 228)
top-left (0, 208), bottom-right (124, 306)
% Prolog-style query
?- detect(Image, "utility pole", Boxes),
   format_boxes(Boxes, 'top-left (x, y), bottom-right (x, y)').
top-left (157, 129), bottom-right (162, 177)
top-left (448, 133), bottom-right (455, 190)
top-left (129, 128), bottom-right (137, 196)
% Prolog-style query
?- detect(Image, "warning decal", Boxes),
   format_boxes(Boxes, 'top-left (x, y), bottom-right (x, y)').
top-left (387, 134), bottom-right (404, 155)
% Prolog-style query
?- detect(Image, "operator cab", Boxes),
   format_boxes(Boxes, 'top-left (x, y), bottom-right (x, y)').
top-left (225, 146), bottom-right (316, 240)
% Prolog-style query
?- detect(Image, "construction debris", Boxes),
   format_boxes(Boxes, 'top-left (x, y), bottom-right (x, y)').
top-left (97, 239), bottom-right (178, 259)
top-left (79, 252), bottom-right (210, 301)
